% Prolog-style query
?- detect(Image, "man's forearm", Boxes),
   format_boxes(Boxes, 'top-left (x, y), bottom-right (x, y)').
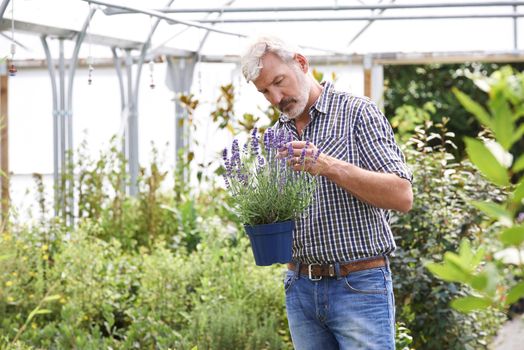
top-left (319, 154), bottom-right (413, 213)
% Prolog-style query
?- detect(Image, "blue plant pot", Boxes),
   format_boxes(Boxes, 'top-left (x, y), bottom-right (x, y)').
top-left (244, 220), bottom-right (295, 266)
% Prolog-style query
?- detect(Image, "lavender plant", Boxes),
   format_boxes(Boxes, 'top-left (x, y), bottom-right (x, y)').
top-left (222, 128), bottom-right (318, 226)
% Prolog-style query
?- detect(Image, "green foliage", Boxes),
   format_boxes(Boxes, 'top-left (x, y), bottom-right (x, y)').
top-left (311, 68), bottom-right (337, 84)
top-left (392, 118), bottom-right (506, 349)
top-left (209, 83), bottom-right (281, 137)
top-left (384, 62), bottom-right (524, 158)
top-left (426, 67), bottom-right (524, 318)
top-left (395, 322), bottom-right (414, 350)
top-left (390, 102), bottom-right (437, 143)
top-left (0, 214), bottom-right (291, 349)
top-left (463, 137), bottom-right (510, 186)
top-left (190, 301), bottom-right (285, 350)
top-left (66, 136), bottom-right (201, 252)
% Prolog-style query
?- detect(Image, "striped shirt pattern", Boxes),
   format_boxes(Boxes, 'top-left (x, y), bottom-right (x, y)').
top-left (275, 82), bottom-right (412, 264)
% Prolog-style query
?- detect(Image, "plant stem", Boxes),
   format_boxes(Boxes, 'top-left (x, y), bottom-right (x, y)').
top-left (10, 282), bottom-right (58, 345)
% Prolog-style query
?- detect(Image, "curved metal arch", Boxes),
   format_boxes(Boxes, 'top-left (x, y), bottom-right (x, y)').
top-left (83, 0), bottom-right (245, 38)
top-left (66, 6), bottom-right (97, 118)
top-left (195, 0), bottom-right (237, 56)
top-left (0, 0), bottom-right (11, 21)
top-left (133, 0), bottom-right (176, 103)
top-left (111, 47), bottom-right (125, 111)
top-left (40, 35), bottom-right (60, 215)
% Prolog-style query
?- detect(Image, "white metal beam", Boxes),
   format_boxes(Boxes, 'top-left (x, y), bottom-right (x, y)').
top-left (104, 2), bottom-right (524, 14)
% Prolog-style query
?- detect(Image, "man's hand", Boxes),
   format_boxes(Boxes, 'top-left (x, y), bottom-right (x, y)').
top-left (278, 141), bottom-right (325, 175)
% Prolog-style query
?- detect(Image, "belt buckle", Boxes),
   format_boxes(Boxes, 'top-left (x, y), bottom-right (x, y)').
top-left (308, 263), bottom-right (322, 281)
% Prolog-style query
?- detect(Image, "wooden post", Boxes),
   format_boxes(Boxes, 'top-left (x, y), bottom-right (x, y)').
top-left (0, 64), bottom-right (9, 224)
top-left (364, 68), bottom-right (372, 98)
top-left (363, 54), bottom-right (372, 98)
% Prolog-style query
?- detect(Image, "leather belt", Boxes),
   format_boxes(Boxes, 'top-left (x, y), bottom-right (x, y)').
top-left (287, 256), bottom-right (386, 280)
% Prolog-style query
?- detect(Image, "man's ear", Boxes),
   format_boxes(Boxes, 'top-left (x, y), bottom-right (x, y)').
top-left (294, 54), bottom-right (309, 73)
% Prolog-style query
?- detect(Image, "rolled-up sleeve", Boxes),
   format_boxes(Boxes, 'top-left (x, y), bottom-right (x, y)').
top-left (356, 102), bottom-right (413, 182)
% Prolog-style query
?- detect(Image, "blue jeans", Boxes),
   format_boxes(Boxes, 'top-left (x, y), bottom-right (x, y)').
top-left (283, 260), bottom-right (395, 350)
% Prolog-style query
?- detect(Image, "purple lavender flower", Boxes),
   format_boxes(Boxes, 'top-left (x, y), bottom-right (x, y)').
top-left (264, 128), bottom-right (274, 151)
top-left (251, 128), bottom-right (260, 157)
top-left (257, 155), bottom-right (265, 169)
top-left (517, 212), bottom-right (524, 223)
top-left (231, 139), bottom-right (240, 168)
top-left (222, 148), bottom-right (233, 177)
top-left (222, 174), bottom-right (231, 189)
top-left (222, 147), bottom-right (228, 163)
top-left (230, 139), bottom-right (244, 180)
top-left (287, 142), bottom-right (294, 162)
top-left (240, 173), bottom-right (249, 186)
top-left (274, 129), bottom-right (286, 150)
top-left (313, 146), bottom-right (322, 162)
top-left (299, 137), bottom-right (310, 165)
top-left (221, 149), bottom-right (232, 189)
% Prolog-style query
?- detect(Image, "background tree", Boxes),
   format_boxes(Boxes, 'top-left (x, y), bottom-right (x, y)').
top-left (384, 62), bottom-right (524, 158)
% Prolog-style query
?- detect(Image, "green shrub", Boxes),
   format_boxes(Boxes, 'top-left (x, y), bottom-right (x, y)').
top-left (426, 67), bottom-right (524, 347)
top-left (189, 300), bottom-right (286, 350)
top-left (391, 118), bottom-right (506, 349)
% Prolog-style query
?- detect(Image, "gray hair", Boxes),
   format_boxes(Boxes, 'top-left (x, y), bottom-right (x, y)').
top-left (240, 36), bottom-right (299, 82)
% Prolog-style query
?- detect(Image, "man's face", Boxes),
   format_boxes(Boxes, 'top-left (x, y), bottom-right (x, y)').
top-left (253, 52), bottom-right (310, 119)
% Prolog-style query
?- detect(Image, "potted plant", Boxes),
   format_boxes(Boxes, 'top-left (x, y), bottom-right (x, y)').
top-left (222, 127), bottom-right (318, 266)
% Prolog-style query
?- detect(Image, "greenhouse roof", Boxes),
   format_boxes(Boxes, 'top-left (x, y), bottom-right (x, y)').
top-left (1, 0), bottom-right (523, 61)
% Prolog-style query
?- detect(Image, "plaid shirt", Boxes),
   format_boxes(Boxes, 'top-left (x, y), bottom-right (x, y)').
top-left (275, 82), bottom-right (412, 264)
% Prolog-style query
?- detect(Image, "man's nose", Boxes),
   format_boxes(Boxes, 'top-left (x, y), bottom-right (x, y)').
top-left (267, 89), bottom-right (282, 106)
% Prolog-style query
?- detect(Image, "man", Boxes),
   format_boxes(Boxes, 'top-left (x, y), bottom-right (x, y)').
top-left (241, 36), bottom-right (412, 350)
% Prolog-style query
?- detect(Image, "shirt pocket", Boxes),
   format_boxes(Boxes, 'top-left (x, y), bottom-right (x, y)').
top-left (316, 135), bottom-right (348, 162)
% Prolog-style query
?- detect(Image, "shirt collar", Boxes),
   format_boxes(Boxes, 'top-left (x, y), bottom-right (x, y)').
top-left (278, 81), bottom-right (333, 124)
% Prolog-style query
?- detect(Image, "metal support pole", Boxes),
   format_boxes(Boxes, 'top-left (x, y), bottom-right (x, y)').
top-left (111, 48), bottom-right (126, 114)
top-left (191, 13), bottom-right (524, 23)
top-left (514, 1), bottom-right (519, 49)
top-left (41, 36), bottom-right (60, 216)
top-left (39, 7), bottom-right (95, 222)
top-left (124, 49), bottom-right (138, 196)
top-left (133, 0), bottom-right (174, 104)
top-left (137, 2), bottom-right (524, 13)
top-left (63, 7), bottom-right (96, 225)
top-left (166, 56), bottom-right (196, 169)
top-left (111, 47), bottom-right (127, 195)
top-left (347, 0), bottom-right (395, 48)
top-left (170, 59), bottom-right (185, 155)
top-left (58, 38), bottom-right (66, 219)
top-left (0, 63), bottom-right (9, 225)
top-left (123, 0), bottom-right (173, 196)
top-left (0, 0), bottom-right (11, 20)
top-left (84, 0), bottom-right (244, 37)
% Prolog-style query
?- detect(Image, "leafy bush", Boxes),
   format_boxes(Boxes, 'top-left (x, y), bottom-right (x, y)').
top-left (391, 117), bottom-right (506, 349)
top-left (0, 210), bottom-right (291, 349)
top-left (384, 62), bottom-right (524, 158)
top-left (426, 67), bottom-right (524, 346)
